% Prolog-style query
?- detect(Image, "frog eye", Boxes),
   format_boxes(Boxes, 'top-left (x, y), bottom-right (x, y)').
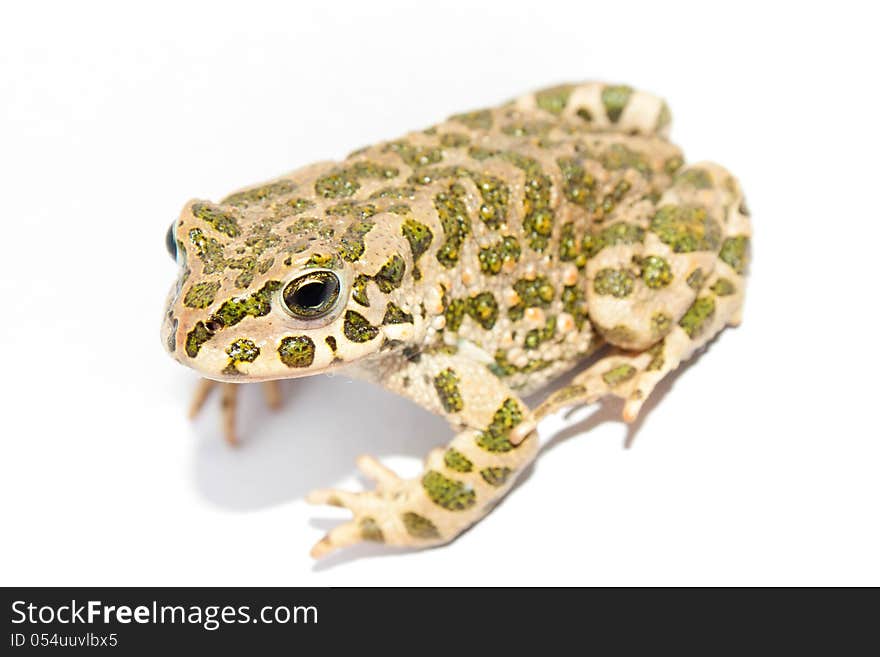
top-left (165, 222), bottom-right (177, 260)
top-left (281, 271), bottom-right (341, 319)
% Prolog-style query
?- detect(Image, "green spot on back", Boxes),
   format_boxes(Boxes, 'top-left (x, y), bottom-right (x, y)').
top-left (513, 277), bottom-right (555, 310)
top-left (449, 109), bottom-right (493, 130)
top-left (439, 132), bottom-right (471, 148)
top-left (502, 152), bottom-right (555, 251)
top-left (401, 218), bottom-right (433, 279)
top-left (502, 120), bottom-right (553, 137)
top-left (478, 236), bottom-right (521, 275)
top-left (276, 197), bottom-right (316, 216)
top-left (444, 298), bottom-right (468, 332)
top-left (221, 180), bottom-right (297, 206)
top-left (558, 223), bottom-right (580, 263)
top-left (562, 285), bottom-right (589, 329)
top-left (433, 183), bottom-right (471, 268)
top-left (384, 140), bottom-right (444, 167)
top-left (468, 146), bottom-right (499, 160)
top-left (369, 186), bottom-right (417, 200)
top-left (473, 173), bottom-right (509, 229)
top-left (524, 316), bottom-right (556, 350)
top-left (314, 161), bottom-right (399, 199)
top-left (337, 219), bottom-right (376, 262)
top-left (557, 157), bottom-right (596, 208)
top-left (468, 292), bottom-right (499, 330)
top-left (601, 144), bottom-right (649, 173)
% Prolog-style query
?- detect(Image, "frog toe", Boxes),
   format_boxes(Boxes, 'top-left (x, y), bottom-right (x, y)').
top-left (355, 454), bottom-right (403, 491)
top-left (261, 380), bottom-right (282, 411)
top-left (188, 378), bottom-right (217, 419)
top-left (306, 457), bottom-right (437, 558)
top-left (187, 378), bottom-right (289, 445)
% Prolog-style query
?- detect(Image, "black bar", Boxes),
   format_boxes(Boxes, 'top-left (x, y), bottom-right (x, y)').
top-left (1, 587), bottom-right (875, 652)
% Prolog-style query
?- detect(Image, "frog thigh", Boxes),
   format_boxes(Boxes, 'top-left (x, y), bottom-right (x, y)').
top-left (586, 162), bottom-right (750, 351)
top-left (537, 173), bottom-right (751, 424)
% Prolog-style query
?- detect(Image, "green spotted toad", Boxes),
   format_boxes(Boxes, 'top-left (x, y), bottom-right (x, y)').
top-left (161, 82), bottom-right (751, 558)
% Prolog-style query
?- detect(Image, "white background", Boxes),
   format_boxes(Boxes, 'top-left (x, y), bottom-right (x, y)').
top-left (2, 1), bottom-right (878, 586)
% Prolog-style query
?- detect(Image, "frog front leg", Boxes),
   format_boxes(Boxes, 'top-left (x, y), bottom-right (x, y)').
top-left (307, 349), bottom-right (539, 558)
top-left (188, 379), bottom-right (283, 445)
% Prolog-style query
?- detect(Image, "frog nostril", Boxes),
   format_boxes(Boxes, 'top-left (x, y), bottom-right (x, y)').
top-left (165, 222), bottom-right (177, 261)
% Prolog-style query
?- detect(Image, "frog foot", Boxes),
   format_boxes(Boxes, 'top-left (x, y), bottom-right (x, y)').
top-left (188, 378), bottom-right (283, 445)
top-left (306, 455), bottom-right (438, 558)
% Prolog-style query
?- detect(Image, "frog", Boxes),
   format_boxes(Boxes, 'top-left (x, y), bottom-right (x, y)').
top-left (161, 81), bottom-right (751, 558)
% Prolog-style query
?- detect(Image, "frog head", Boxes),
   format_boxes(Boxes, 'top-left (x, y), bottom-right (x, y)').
top-left (161, 180), bottom-right (420, 382)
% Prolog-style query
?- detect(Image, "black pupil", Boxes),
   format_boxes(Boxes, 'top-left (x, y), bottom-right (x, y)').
top-left (293, 281), bottom-right (330, 308)
top-left (283, 273), bottom-right (340, 318)
top-left (165, 222), bottom-right (177, 260)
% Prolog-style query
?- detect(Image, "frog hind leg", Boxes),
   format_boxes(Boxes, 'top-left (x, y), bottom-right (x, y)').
top-left (188, 379), bottom-right (284, 445)
top-left (515, 81), bottom-right (673, 138)
top-left (534, 273), bottom-right (742, 427)
top-left (526, 162), bottom-right (751, 434)
top-left (585, 161), bottom-right (750, 353)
